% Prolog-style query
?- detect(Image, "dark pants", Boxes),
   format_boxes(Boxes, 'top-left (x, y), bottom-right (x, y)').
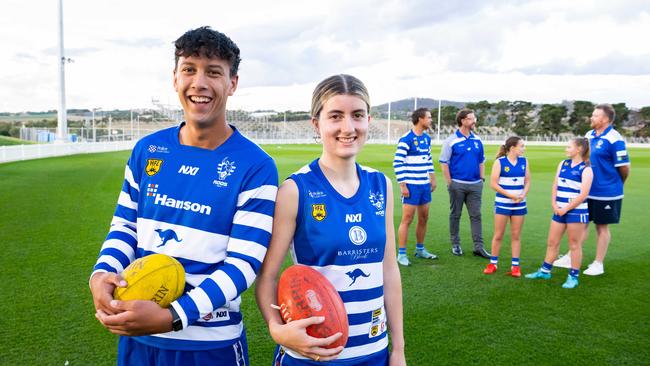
top-left (448, 181), bottom-right (484, 250)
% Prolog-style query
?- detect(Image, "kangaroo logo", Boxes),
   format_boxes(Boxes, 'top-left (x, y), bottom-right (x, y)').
top-left (155, 228), bottom-right (182, 247)
top-left (346, 268), bottom-right (370, 286)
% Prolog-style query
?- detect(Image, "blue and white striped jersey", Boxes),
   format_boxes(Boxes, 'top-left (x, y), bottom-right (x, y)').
top-left (494, 156), bottom-right (527, 211)
top-left (92, 123), bottom-right (278, 351)
top-left (393, 130), bottom-right (434, 185)
top-left (287, 159), bottom-right (388, 362)
top-left (556, 159), bottom-right (588, 216)
top-left (585, 126), bottom-right (630, 200)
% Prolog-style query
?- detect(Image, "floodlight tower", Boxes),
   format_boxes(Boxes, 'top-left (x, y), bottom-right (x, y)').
top-left (56, 0), bottom-right (68, 143)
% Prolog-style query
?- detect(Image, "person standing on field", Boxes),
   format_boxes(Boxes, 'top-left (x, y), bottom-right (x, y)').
top-left (393, 107), bottom-right (438, 266)
top-left (554, 104), bottom-right (630, 276)
top-left (439, 108), bottom-right (490, 259)
top-left (89, 26), bottom-right (278, 366)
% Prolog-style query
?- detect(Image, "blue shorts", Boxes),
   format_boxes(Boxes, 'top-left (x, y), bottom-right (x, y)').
top-left (117, 332), bottom-right (249, 366)
top-left (552, 213), bottom-right (589, 224)
top-left (495, 207), bottom-right (527, 216)
top-left (273, 346), bottom-right (388, 365)
top-left (401, 183), bottom-right (431, 206)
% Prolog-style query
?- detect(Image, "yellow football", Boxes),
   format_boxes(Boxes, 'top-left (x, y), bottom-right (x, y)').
top-left (113, 253), bottom-right (185, 308)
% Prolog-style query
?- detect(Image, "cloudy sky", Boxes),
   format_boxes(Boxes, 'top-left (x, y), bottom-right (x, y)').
top-left (1, 0), bottom-right (649, 113)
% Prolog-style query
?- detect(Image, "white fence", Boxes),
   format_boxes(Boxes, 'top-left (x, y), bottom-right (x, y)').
top-left (0, 141), bottom-right (136, 164)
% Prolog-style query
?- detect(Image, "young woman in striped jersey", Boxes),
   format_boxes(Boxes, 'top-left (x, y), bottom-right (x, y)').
top-left (483, 136), bottom-right (530, 277)
top-left (526, 138), bottom-right (593, 289)
top-left (256, 74), bottom-right (406, 365)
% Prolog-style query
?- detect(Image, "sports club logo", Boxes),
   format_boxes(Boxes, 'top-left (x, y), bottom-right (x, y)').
top-left (349, 226), bottom-right (367, 245)
top-left (145, 159), bottom-right (163, 176)
top-left (596, 140), bottom-right (604, 149)
top-left (504, 166), bottom-right (510, 172)
top-left (155, 228), bottom-right (182, 248)
top-left (369, 307), bottom-right (386, 338)
top-left (311, 204), bottom-right (326, 221)
top-left (474, 141), bottom-right (479, 149)
top-left (214, 157), bottom-right (236, 187)
top-left (369, 191), bottom-right (385, 216)
top-left (346, 268), bottom-right (370, 286)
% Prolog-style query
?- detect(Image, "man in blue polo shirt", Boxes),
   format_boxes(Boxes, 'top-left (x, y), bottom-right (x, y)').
top-left (439, 108), bottom-right (490, 258)
top-left (554, 104), bottom-right (630, 275)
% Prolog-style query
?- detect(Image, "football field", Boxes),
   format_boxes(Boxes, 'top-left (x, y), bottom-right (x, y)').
top-left (1, 144), bottom-right (648, 365)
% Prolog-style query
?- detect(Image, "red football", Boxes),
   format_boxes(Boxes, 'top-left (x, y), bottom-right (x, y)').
top-left (277, 264), bottom-right (349, 349)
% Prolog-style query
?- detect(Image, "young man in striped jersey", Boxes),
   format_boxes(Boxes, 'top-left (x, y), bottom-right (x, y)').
top-left (90, 26), bottom-right (278, 366)
top-left (394, 107), bottom-right (438, 266)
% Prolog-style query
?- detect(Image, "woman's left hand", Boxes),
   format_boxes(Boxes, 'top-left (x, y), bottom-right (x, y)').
top-left (389, 349), bottom-right (407, 366)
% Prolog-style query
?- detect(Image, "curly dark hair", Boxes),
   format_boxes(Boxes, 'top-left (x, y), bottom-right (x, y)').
top-left (174, 26), bottom-right (241, 77)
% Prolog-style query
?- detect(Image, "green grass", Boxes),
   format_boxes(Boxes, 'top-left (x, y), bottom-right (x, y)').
top-left (0, 135), bottom-right (33, 146)
top-left (1, 145), bottom-right (649, 365)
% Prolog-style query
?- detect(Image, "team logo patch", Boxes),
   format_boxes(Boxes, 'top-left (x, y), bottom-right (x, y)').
top-left (214, 157), bottom-right (236, 187)
top-left (474, 141), bottom-right (479, 149)
top-left (369, 306), bottom-right (386, 338)
top-left (145, 159), bottom-right (163, 176)
top-left (311, 204), bottom-right (327, 221)
top-left (346, 268), bottom-right (370, 286)
top-left (155, 228), bottom-right (182, 247)
top-left (349, 226), bottom-right (367, 245)
top-left (504, 166), bottom-right (510, 172)
top-left (369, 191), bottom-right (385, 210)
top-left (597, 140), bottom-right (604, 149)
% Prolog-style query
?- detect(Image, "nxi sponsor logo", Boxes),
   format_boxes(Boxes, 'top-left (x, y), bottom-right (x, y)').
top-left (178, 165), bottom-right (199, 176)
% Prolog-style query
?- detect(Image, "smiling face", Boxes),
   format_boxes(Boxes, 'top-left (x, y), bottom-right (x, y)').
top-left (173, 55), bottom-right (238, 127)
top-left (313, 94), bottom-right (370, 161)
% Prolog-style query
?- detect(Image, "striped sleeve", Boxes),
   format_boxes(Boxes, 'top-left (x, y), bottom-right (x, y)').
top-left (174, 158), bottom-right (279, 327)
top-left (92, 155), bottom-right (140, 277)
top-left (393, 139), bottom-right (410, 182)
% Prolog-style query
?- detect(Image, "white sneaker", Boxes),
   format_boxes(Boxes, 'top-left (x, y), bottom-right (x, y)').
top-left (584, 261), bottom-right (604, 276)
top-left (553, 254), bottom-right (572, 269)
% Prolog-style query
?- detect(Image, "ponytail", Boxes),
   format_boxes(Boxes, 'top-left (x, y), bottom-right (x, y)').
top-left (496, 136), bottom-right (522, 159)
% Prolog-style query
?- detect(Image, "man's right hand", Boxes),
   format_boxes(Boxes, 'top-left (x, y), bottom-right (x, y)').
top-left (90, 272), bottom-right (127, 316)
top-left (399, 184), bottom-right (410, 198)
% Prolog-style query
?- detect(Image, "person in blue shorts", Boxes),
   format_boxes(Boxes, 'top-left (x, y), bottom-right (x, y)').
top-left (526, 138), bottom-right (593, 289)
top-left (393, 107), bottom-right (438, 266)
top-left (553, 104), bottom-right (631, 276)
top-left (483, 136), bottom-right (530, 277)
top-left (256, 74), bottom-right (406, 365)
top-left (90, 26), bottom-right (279, 365)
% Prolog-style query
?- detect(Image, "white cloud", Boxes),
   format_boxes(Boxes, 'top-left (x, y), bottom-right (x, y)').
top-left (0, 0), bottom-right (648, 113)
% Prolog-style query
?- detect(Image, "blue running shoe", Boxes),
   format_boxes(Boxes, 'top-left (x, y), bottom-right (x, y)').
top-left (525, 270), bottom-right (551, 279)
top-left (562, 275), bottom-right (579, 289)
top-left (415, 248), bottom-right (438, 260)
top-left (397, 254), bottom-right (410, 266)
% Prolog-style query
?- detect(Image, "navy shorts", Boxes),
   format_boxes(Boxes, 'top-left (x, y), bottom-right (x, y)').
top-left (495, 207), bottom-right (527, 216)
top-left (402, 183), bottom-right (431, 206)
top-left (552, 213), bottom-right (589, 224)
top-left (117, 332), bottom-right (248, 366)
top-left (588, 199), bottom-right (622, 225)
top-left (273, 346), bottom-right (388, 365)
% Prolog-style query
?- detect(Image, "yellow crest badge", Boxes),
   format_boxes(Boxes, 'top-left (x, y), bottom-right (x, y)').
top-left (311, 204), bottom-right (326, 221)
top-left (504, 166), bottom-right (510, 172)
top-left (145, 159), bottom-right (163, 176)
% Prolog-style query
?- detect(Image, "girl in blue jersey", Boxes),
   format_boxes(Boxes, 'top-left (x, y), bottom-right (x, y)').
top-left (256, 75), bottom-right (406, 365)
top-left (483, 136), bottom-right (530, 277)
top-left (526, 138), bottom-right (593, 289)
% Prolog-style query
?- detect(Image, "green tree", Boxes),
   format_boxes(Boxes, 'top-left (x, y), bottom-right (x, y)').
top-left (494, 100), bottom-right (511, 128)
top-left (511, 101), bottom-right (533, 136)
top-left (568, 101), bottom-right (594, 136)
top-left (612, 103), bottom-right (629, 130)
top-left (639, 106), bottom-right (650, 121)
top-left (538, 104), bottom-right (568, 135)
top-left (432, 105), bottom-right (460, 126)
top-left (466, 100), bottom-right (492, 125)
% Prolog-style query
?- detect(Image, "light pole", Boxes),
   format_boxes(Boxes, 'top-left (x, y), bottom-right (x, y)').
top-left (92, 108), bottom-right (101, 142)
